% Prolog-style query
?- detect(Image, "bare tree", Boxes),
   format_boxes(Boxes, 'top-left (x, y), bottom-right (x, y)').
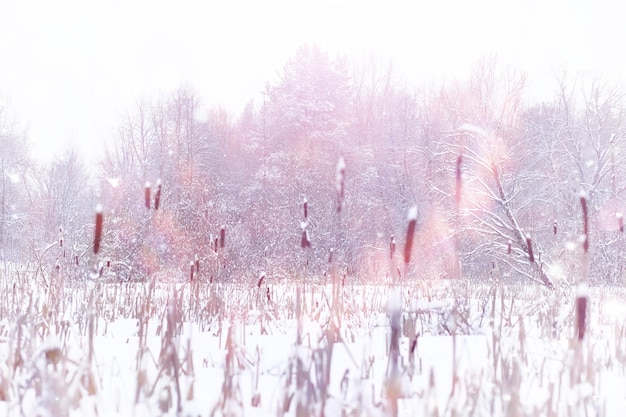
top-left (432, 57), bottom-right (553, 287)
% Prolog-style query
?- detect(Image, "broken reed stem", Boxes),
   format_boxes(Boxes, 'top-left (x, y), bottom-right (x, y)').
top-left (455, 155), bottom-right (462, 209)
top-left (576, 193), bottom-right (589, 341)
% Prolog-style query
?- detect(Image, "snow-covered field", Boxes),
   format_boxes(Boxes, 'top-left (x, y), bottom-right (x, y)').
top-left (1, 268), bottom-right (625, 417)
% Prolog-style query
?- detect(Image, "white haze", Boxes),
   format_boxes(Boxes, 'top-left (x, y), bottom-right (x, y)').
top-left (0, 0), bottom-right (625, 163)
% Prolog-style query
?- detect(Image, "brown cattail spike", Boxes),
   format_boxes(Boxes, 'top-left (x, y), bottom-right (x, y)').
top-left (553, 220), bottom-right (557, 235)
top-left (575, 283), bottom-right (588, 340)
top-left (145, 181), bottom-right (151, 209)
top-left (580, 193), bottom-right (589, 253)
top-left (526, 234), bottom-right (534, 263)
top-left (214, 237), bottom-right (218, 253)
top-left (618, 212), bottom-right (624, 233)
top-left (220, 226), bottom-right (226, 248)
top-left (390, 235), bottom-right (396, 259)
top-left (154, 180), bottom-right (162, 210)
top-left (404, 206), bottom-right (418, 265)
top-left (336, 157), bottom-right (346, 213)
top-left (94, 205), bottom-right (103, 254)
top-left (507, 239), bottom-right (512, 255)
top-left (190, 261), bottom-right (194, 281)
top-left (301, 230), bottom-right (311, 249)
top-left (195, 255), bottom-right (200, 274)
top-left (303, 198), bottom-right (308, 219)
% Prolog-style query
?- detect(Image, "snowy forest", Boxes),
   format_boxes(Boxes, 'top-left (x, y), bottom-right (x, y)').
top-left (3, 46), bottom-right (626, 416)
top-left (1, 46), bottom-right (624, 287)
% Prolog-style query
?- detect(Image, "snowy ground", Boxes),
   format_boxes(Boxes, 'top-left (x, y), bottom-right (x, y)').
top-left (0, 271), bottom-right (625, 416)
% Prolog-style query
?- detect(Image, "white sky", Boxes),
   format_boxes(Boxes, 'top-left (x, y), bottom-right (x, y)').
top-left (0, 0), bottom-right (625, 164)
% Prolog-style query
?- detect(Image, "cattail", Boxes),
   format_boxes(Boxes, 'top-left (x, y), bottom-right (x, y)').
top-left (190, 261), bottom-right (194, 281)
top-left (575, 282), bottom-right (588, 340)
top-left (303, 198), bottom-right (308, 219)
top-left (328, 248), bottom-right (334, 263)
top-left (154, 179), bottom-right (162, 210)
top-left (404, 206), bottom-right (418, 265)
top-left (526, 234), bottom-right (534, 263)
top-left (59, 226), bottom-right (63, 248)
top-left (455, 155), bottom-right (462, 207)
top-left (220, 226), bottom-right (226, 248)
top-left (507, 239), bottom-right (512, 255)
top-left (301, 230), bottom-right (311, 248)
top-left (553, 220), bottom-right (557, 235)
top-left (106, 258), bottom-right (110, 268)
top-left (390, 235), bottom-right (396, 259)
top-left (214, 236), bottom-right (218, 253)
top-left (75, 255), bottom-right (79, 266)
top-left (257, 271), bottom-right (266, 288)
top-left (580, 192), bottom-right (589, 252)
top-left (94, 204), bottom-right (103, 254)
top-left (336, 157), bottom-right (346, 213)
top-left (145, 181), bottom-right (151, 209)
top-left (618, 212), bottom-right (624, 233)
top-left (195, 255), bottom-right (200, 274)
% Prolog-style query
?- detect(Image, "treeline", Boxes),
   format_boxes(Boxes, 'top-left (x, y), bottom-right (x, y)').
top-left (2, 46), bottom-right (626, 286)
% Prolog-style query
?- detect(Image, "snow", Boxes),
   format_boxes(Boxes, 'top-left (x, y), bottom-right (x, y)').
top-left (1, 278), bottom-right (626, 416)
top-left (407, 205), bottom-right (418, 221)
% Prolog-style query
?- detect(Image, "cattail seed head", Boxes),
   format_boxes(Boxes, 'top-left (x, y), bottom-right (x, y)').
top-left (553, 220), bottom-right (557, 235)
top-left (336, 157), bottom-right (346, 213)
top-left (220, 226), bottom-right (226, 248)
top-left (214, 236), bottom-right (218, 253)
top-left (303, 198), bottom-right (308, 219)
top-left (575, 282), bottom-right (588, 340)
top-left (526, 233), bottom-right (534, 263)
top-left (257, 271), bottom-right (266, 288)
top-left (390, 235), bottom-right (396, 259)
top-left (507, 239), bottom-right (512, 255)
top-left (190, 261), bottom-right (195, 281)
top-left (145, 181), bottom-right (151, 209)
top-left (154, 180), bottom-right (162, 210)
top-left (94, 204), bottom-right (103, 254)
top-left (580, 192), bottom-right (589, 253)
top-left (404, 206), bottom-right (418, 265)
top-left (617, 212), bottom-right (624, 232)
top-left (195, 254), bottom-right (200, 274)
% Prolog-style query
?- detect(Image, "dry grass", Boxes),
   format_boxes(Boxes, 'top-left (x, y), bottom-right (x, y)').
top-left (0, 263), bottom-right (623, 416)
